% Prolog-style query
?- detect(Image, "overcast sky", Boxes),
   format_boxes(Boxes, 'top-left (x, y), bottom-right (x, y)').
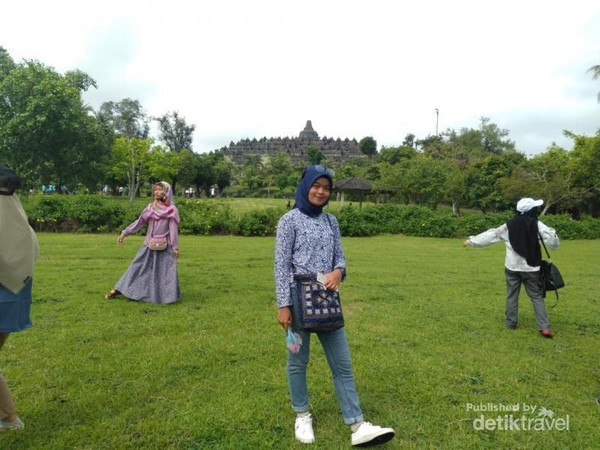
top-left (2, 0), bottom-right (599, 155)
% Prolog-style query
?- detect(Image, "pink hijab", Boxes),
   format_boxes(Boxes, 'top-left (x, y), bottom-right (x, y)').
top-left (145, 181), bottom-right (180, 223)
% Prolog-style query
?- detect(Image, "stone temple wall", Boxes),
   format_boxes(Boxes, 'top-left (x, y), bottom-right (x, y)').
top-left (220, 121), bottom-right (366, 166)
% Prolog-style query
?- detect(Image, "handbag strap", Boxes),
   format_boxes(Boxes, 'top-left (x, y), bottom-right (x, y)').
top-left (537, 230), bottom-right (551, 259)
top-left (325, 213), bottom-right (336, 271)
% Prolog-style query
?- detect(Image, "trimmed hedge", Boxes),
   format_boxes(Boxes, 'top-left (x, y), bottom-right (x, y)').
top-left (18, 194), bottom-right (600, 239)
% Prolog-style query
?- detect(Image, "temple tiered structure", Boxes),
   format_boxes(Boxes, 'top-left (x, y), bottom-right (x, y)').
top-left (221, 121), bottom-right (365, 166)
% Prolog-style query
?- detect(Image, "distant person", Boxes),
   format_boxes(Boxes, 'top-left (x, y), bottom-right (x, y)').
top-left (463, 198), bottom-right (560, 338)
top-left (105, 181), bottom-right (181, 304)
top-left (0, 165), bottom-right (39, 431)
top-left (274, 165), bottom-right (395, 446)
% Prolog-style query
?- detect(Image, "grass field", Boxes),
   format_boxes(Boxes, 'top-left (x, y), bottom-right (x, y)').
top-left (1, 233), bottom-right (599, 449)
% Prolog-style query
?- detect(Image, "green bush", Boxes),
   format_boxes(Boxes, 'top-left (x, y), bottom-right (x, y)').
top-left (456, 212), bottom-right (512, 237)
top-left (542, 214), bottom-right (599, 240)
top-left (336, 206), bottom-right (379, 237)
top-left (386, 204), bottom-right (456, 238)
top-left (336, 204), bottom-right (457, 238)
top-left (23, 194), bottom-right (134, 233)
top-left (23, 195), bottom-right (71, 232)
top-left (69, 195), bottom-right (128, 233)
top-left (232, 208), bottom-right (285, 236)
top-left (177, 199), bottom-right (235, 235)
top-left (18, 194), bottom-right (600, 239)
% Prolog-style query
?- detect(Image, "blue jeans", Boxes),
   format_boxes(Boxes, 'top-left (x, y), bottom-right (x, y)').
top-left (287, 285), bottom-right (363, 424)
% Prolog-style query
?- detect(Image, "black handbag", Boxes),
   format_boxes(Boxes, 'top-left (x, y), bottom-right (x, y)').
top-left (295, 278), bottom-right (344, 332)
top-left (538, 231), bottom-right (565, 306)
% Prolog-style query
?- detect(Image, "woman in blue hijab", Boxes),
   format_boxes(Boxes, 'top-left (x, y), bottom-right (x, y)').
top-left (274, 165), bottom-right (395, 447)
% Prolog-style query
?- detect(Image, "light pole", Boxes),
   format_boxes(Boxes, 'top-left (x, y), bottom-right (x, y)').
top-left (435, 108), bottom-right (439, 136)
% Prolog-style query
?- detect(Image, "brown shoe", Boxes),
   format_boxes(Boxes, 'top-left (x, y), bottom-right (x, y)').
top-left (540, 329), bottom-right (554, 338)
top-left (104, 289), bottom-right (121, 300)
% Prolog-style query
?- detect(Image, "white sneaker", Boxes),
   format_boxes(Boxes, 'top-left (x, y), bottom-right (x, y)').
top-left (351, 421), bottom-right (395, 447)
top-left (0, 416), bottom-right (24, 431)
top-left (294, 413), bottom-right (315, 444)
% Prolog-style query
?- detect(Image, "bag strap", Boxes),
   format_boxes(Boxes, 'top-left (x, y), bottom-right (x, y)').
top-left (325, 214), bottom-right (336, 271)
top-left (538, 230), bottom-right (551, 259)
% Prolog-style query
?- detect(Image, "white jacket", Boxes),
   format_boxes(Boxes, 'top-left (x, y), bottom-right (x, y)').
top-left (467, 221), bottom-right (559, 272)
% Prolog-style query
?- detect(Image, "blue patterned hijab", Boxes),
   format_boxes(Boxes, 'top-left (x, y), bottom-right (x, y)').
top-left (294, 165), bottom-right (334, 217)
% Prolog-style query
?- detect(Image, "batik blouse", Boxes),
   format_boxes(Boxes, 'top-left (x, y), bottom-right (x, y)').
top-left (274, 209), bottom-right (346, 308)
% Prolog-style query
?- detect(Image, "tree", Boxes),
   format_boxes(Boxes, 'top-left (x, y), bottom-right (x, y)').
top-left (378, 146), bottom-right (417, 165)
top-left (418, 134), bottom-right (444, 156)
top-left (108, 137), bottom-right (152, 203)
top-left (464, 153), bottom-right (526, 212)
top-left (306, 146), bottom-right (324, 165)
top-left (587, 64), bottom-right (600, 102)
top-left (147, 145), bottom-right (181, 188)
top-left (176, 149), bottom-right (200, 191)
top-left (155, 111), bottom-right (196, 152)
top-left (479, 117), bottom-right (515, 154)
top-left (440, 159), bottom-right (467, 216)
top-left (266, 152), bottom-right (293, 193)
top-left (496, 147), bottom-right (575, 214)
top-left (240, 155), bottom-right (264, 191)
top-left (184, 151), bottom-right (232, 197)
top-left (0, 46), bottom-right (16, 81)
top-left (209, 151), bottom-right (233, 194)
top-left (378, 155), bottom-right (448, 207)
top-left (567, 130), bottom-right (600, 216)
top-left (96, 98), bottom-right (150, 140)
top-left (401, 133), bottom-right (416, 148)
top-left (400, 155), bottom-right (448, 207)
top-left (0, 55), bottom-right (109, 190)
top-left (358, 136), bottom-right (377, 157)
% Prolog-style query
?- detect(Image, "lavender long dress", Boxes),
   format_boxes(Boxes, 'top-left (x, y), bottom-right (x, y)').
top-left (113, 205), bottom-right (181, 304)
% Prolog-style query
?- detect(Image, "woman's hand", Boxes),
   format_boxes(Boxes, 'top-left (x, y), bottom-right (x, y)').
top-left (323, 268), bottom-right (343, 291)
top-left (117, 234), bottom-right (125, 244)
top-left (172, 249), bottom-right (180, 259)
top-left (277, 306), bottom-right (292, 329)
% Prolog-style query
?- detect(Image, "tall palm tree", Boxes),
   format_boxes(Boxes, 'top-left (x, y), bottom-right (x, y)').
top-left (588, 64), bottom-right (600, 102)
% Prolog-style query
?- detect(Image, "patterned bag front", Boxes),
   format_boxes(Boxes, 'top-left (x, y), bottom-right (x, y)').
top-left (296, 280), bottom-right (344, 332)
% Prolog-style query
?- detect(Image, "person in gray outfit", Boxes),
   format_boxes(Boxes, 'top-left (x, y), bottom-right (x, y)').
top-left (463, 198), bottom-right (559, 338)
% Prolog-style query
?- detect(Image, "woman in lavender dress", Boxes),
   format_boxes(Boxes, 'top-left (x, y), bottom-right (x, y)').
top-left (105, 181), bottom-right (181, 304)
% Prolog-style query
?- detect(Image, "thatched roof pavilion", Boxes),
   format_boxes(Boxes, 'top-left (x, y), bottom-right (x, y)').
top-left (333, 177), bottom-right (373, 207)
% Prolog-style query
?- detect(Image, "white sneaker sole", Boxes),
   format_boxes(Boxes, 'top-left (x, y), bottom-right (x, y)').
top-left (352, 429), bottom-right (395, 447)
top-left (295, 435), bottom-right (315, 444)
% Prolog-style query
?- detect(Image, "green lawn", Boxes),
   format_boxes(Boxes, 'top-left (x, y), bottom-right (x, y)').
top-left (1, 234), bottom-right (598, 449)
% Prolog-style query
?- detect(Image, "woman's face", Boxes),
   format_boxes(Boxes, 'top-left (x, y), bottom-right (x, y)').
top-left (308, 176), bottom-right (331, 207)
top-left (153, 184), bottom-right (166, 201)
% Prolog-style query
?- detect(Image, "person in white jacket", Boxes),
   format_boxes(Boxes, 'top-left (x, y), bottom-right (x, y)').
top-left (463, 198), bottom-right (559, 338)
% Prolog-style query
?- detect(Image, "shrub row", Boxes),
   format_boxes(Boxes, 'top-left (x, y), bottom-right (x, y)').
top-left (18, 195), bottom-right (600, 239)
